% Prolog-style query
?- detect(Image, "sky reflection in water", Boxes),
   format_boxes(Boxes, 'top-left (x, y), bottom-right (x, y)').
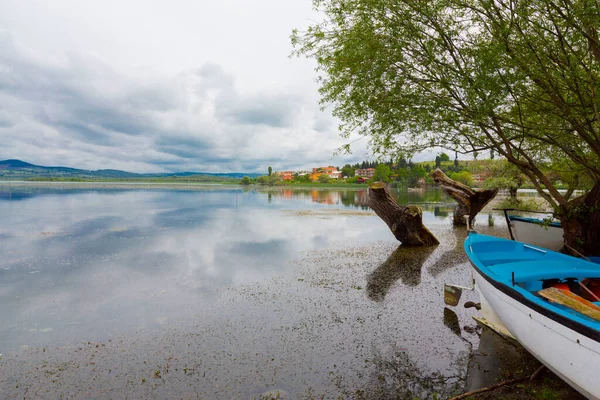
top-left (0, 185), bottom-right (458, 352)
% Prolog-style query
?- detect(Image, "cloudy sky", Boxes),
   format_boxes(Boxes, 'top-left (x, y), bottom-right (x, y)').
top-left (0, 0), bottom-right (375, 173)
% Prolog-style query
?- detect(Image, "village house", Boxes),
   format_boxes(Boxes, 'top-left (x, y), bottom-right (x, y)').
top-left (355, 168), bottom-right (375, 178)
top-left (309, 166), bottom-right (341, 181)
top-left (279, 171), bottom-right (294, 181)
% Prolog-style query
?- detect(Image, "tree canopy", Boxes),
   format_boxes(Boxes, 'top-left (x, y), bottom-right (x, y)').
top-left (293, 0), bottom-right (600, 254)
top-left (373, 163), bottom-right (392, 181)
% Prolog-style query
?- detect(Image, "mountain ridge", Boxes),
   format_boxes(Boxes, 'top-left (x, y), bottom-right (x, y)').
top-left (0, 159), bottom-right (261, 180)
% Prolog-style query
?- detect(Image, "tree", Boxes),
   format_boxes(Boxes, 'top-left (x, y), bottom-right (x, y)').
top-left (293, 0), bottom-right (600, 255)
top-left (300, 174), bottom-right (312, 182)
top-left (240, 176), bottom-right (252, 185)
top-left (395, 167), bottom-right (409, 184)
top-left (256, 174), bottom-right (281, 186)
top-left (431, 169), bottom-right (498, 226)
top-left (483, 161), bottom-right (526, 201)
top-left (439, 153), bottom-right (450, 162)
top-left (408, 165), bottom-right (427, 187)
top-left (318, 174), bottom-right (331, 183)
top-left (448, 171), bottom-right (474, 187)
top-left (435, 156), bottom-right (441, 169)
top-left (368, 183), bottom-right (439, 245)
top-left (268, 166), bottom-right (272, 177)
top-left (373, 164), bottom-right (391, 182)
top-left (341, 164), bottom-right (355, 178)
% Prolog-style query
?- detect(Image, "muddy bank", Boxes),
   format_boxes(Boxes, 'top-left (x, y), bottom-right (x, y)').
top-left (0, 227), bottom-right (472, 399)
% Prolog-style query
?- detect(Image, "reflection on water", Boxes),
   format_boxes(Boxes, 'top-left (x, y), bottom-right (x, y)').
top-left (358, 345), bottom-right (468, 399)
top-left (367, 245), bottom-right (436, 301)
top-left (0, 186), bottom-right (404, 352)
top-left (443, 307), bottom-right (462, 337)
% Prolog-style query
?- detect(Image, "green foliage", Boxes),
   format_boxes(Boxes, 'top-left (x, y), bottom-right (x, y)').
top-left (318, 174), bottom-right (331, 183)
top-left (483, 176), bottom-right (515, 190)
top-left (299, 174), bottom-right (312, 183)
top-left (395, 168), bottom-right (409, 183)
top-left (483, 161), bottom-right (525, 197)
top-left (373, 164), bottom-right (391, 182)
top-left (439, 153), bottom-right (450, 162)
top-left (240, 176), bottom-right (252, 185)
top-left (341, 164), bottom-right (355, 178)
top-left (256, 174), bottom-right (281, 186)
top-left (499, 197), bottom-right (544, 212)
top-left (408, 165), bottom-right (427, 187)
top-left (448, 171), bottom-right (473, 187)
top-left (268, 166), bottom-right (272, 177)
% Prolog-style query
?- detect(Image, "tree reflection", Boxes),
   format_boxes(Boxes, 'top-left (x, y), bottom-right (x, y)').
top-left (443, 307), bottom-right (462, 337)
top-left (332, 346), bottom-right (468, 399)
top-left (367, 245), bottom-right (436, 302)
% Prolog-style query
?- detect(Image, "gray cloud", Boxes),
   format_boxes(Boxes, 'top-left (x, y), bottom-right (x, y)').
top-left (0, 32), bottom-right (366, 173)
top-left (217, 93), bottom-right (300, 128)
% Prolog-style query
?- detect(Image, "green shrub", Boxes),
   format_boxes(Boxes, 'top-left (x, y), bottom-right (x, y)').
top-left (498, 197), bottom-right (545, 212)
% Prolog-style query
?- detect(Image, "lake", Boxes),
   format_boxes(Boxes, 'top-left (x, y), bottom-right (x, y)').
top-left (0, 183), bottom-right (560, 398)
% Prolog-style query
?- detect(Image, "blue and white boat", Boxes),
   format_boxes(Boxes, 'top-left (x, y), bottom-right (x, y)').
top-left (502, 209), bottom-right (564, 251)
top-left (465, 232), bottom-right (600, 399)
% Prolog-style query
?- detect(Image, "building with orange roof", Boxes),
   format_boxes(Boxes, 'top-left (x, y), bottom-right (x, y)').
top-left (309, 166), bottom-right (342, 181)
top-left (280, 171), bottom-right (294, 181)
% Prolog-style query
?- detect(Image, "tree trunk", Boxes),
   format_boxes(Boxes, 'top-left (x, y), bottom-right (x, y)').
top-left (559, 181), bottom-right (600, 257)
top-left (368, 182), bottom-right (439, 246)
top-left (430, 168), bottom-right (498, 226)
top-left (509, 187), bottom-right (518, 201)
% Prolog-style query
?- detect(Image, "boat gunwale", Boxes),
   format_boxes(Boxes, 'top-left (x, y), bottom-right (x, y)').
top-left (507, 215), bottom-right (562, 228)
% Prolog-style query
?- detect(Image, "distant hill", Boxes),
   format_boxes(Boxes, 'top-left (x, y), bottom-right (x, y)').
top-left (0, 159), bottom-right (261, 181)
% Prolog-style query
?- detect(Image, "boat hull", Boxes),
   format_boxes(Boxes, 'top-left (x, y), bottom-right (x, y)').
top-left (510, 219), bottom-right (563, 251)
top-left (472, 268), bottom-right (600, 400)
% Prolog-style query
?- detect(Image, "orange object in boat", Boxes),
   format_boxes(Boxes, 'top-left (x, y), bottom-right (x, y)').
top-left (552, 283), bottom-right (571, 292)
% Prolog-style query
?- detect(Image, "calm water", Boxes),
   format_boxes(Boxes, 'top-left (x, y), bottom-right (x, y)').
top-left (1, 183), bottom-right (545, 398)
top-left (0, 184), bottom-right (460, 353)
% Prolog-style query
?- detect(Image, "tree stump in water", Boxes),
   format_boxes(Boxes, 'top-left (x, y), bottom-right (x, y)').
top-left (368, 182), bottom-right (439, 246)
top-left (430, 168), bottom-right (498, 226)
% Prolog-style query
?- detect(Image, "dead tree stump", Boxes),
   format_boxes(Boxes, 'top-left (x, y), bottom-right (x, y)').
top-left (368, 182), bottom-right (439, 246)
top-left (430, 168), bottom-right (498, 226)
